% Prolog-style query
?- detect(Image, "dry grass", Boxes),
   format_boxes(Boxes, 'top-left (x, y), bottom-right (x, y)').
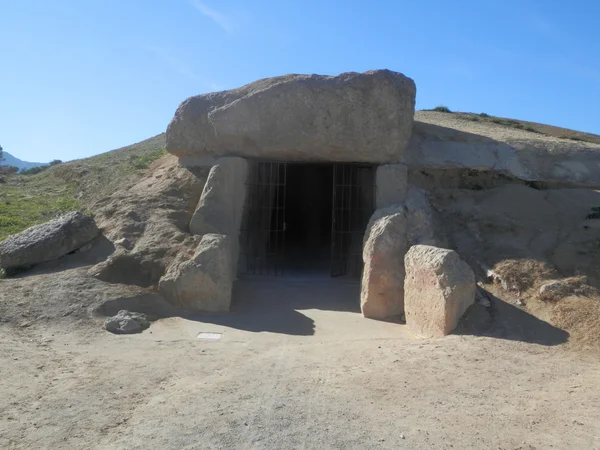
top-left (491, 259), bottom-right (558, 294)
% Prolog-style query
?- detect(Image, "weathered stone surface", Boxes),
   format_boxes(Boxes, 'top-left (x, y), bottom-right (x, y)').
top-left (167, 70), bottom-right (416, 163)
top-left (405, 187), bottom-right (438, 246)
top-left (361, 207), bottom-right (407, 320)
top-left (404, 112), bottom-right (600, 188)
top-left (104, 310), bottom-right (149, 334)
top-left (158, 234), bottom-right (234, 312)
top-left (190, 157), bottom-right (248, 237)
top-left (404, 245), bottom-right (475, 337)
top-left (0, 211), bottom-right (99, 270)
top-left (375, 163), bottom-right (408, 209)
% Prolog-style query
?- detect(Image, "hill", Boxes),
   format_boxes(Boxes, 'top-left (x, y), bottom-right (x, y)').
top-left (0, 151), bottom-right (45, 171)
top-left (0, 133), bottom-right (166, 241)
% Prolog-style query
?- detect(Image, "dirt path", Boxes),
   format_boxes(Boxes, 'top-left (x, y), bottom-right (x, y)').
top-left (2, 278), bottom-right (600, 449)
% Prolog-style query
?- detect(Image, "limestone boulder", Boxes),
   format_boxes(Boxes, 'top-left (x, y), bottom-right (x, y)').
top-left (361, 207), bottom-right (407, 320)
top-left (404, 245), bottom-right (475, 337)
top-left (0, 211), bottom-right (99, 270)
top-left (158, 234), bottom-right (234, 312)
top-left (167, 70), bottom-right (416, 163)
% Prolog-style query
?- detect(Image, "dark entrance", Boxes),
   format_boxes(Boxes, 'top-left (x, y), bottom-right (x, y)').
top-left (238, 161), bottom-right (374, 278)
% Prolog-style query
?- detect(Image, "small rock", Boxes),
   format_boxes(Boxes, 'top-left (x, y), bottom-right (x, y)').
top-left (515, 299), bottom-right (524, 307)
top-left (114, 238), bottom-right (132, 250)
top-left (104, 310), bottom-right (149, 334)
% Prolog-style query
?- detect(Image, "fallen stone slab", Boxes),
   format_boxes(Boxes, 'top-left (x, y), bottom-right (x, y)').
top-left (0, 211), bottom-right (99, 270)
top-left (104, 310), bottom-right (150, 334)
top-left (404, 245), bottom-right (475, 337)
top-left (166, 70), bottom-right (416, 163)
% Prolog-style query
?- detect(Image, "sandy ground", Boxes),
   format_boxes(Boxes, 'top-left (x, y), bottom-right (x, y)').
top-left (2, 275), bottom-right (600, 450)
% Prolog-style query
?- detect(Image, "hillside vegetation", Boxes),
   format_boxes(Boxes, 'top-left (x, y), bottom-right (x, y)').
top-left (427, 107), bottom-right (600, 144)
top-left (0, 134), bottom-right (166, 241)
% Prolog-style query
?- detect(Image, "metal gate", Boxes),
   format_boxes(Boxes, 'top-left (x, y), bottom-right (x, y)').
top-left (239, 161), bottom-right (373, 278)
top-left (330, 163), bottom-right (375, 278)
top-left (238, 161), bottom-right (287, 275)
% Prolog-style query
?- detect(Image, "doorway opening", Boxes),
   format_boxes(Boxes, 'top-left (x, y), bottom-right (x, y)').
top-left (238, 161), bottom-right (374, 278)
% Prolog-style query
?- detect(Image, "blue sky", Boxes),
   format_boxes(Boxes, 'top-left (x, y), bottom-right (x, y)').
top-left (1, 0), bottom-right (599, 163)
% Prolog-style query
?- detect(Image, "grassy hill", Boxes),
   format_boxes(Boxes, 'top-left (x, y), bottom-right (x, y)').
top-left (0, 134), bottom-right (166, 241)
top-left (425, 107), bottom-right (600, 144)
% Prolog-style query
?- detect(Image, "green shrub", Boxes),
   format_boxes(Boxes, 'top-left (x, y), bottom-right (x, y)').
top-left (433, 105), bottom-right (452, 113)
top-left (21, 165), bottom-right (49, 175)
top-left (524, 126), bottom-right (537, 132)
top-left (479, 113), bottom-right (490, 118)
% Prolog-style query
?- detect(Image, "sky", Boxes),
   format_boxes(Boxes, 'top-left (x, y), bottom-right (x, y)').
top-left (1, 0), bottom-right (599, 163)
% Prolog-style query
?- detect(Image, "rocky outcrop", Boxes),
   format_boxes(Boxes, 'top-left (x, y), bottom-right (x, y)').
top-left (88, 155), bottom-right (209, 287)
top-left (167, 70), bottom-right (416, 163)
top-left (360, 207), bottom-right (407, 320)
top-left (158, 234), bottom-right (234, 312)
top-left (0, 211), bottom-right (99, 270)
top-left (404, 112), bottom-right (600, 188)
top-left (404, 245), bottom-right (475, 337)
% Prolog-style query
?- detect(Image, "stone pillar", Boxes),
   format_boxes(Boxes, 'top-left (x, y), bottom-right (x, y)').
top-left (375, 163), bottom-right (408, 209)
top-left (360, 206), bottom-right (407, 320)
top-left (189, 157), bottom-right (248, 277)
top-left (360, 186), bottom-right (442, 320)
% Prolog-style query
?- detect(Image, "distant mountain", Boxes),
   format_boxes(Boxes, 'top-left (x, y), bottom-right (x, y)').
top-left (0, 152), bottom-right (46, 171)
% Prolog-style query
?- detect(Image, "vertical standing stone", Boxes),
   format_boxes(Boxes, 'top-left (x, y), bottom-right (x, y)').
top-left (360, 207), bottom-right (407, 320)
top-left (189, 157), bottom-right (248, 276)
top-left (404, 245), bottom-right (475, 337)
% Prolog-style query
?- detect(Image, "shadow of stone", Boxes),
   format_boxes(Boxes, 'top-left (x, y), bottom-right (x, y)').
top-left (92, 292), bottom-right (179, 322)
top-left (188, 308), bottom-right (316, 336)
top-left (92, 280), bottom-right (319, 336)
top-left (455, 291), bottom-right (569, 346)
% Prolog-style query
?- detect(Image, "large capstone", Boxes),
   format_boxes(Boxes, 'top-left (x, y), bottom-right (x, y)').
top-left (0, 211), bottom-right (99, 270)
top-left (404, 245), bottom-right (475, 337)
top-left (166, 70), bottom-right (416, 163)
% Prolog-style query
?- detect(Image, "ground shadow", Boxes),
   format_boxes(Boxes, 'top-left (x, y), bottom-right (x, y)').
top-left (93, 275), bottom-right (367, 336)
top-left (455, 289), bottom-right (569, 346)
top-left (185, 276), bottom-right (362, 336)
